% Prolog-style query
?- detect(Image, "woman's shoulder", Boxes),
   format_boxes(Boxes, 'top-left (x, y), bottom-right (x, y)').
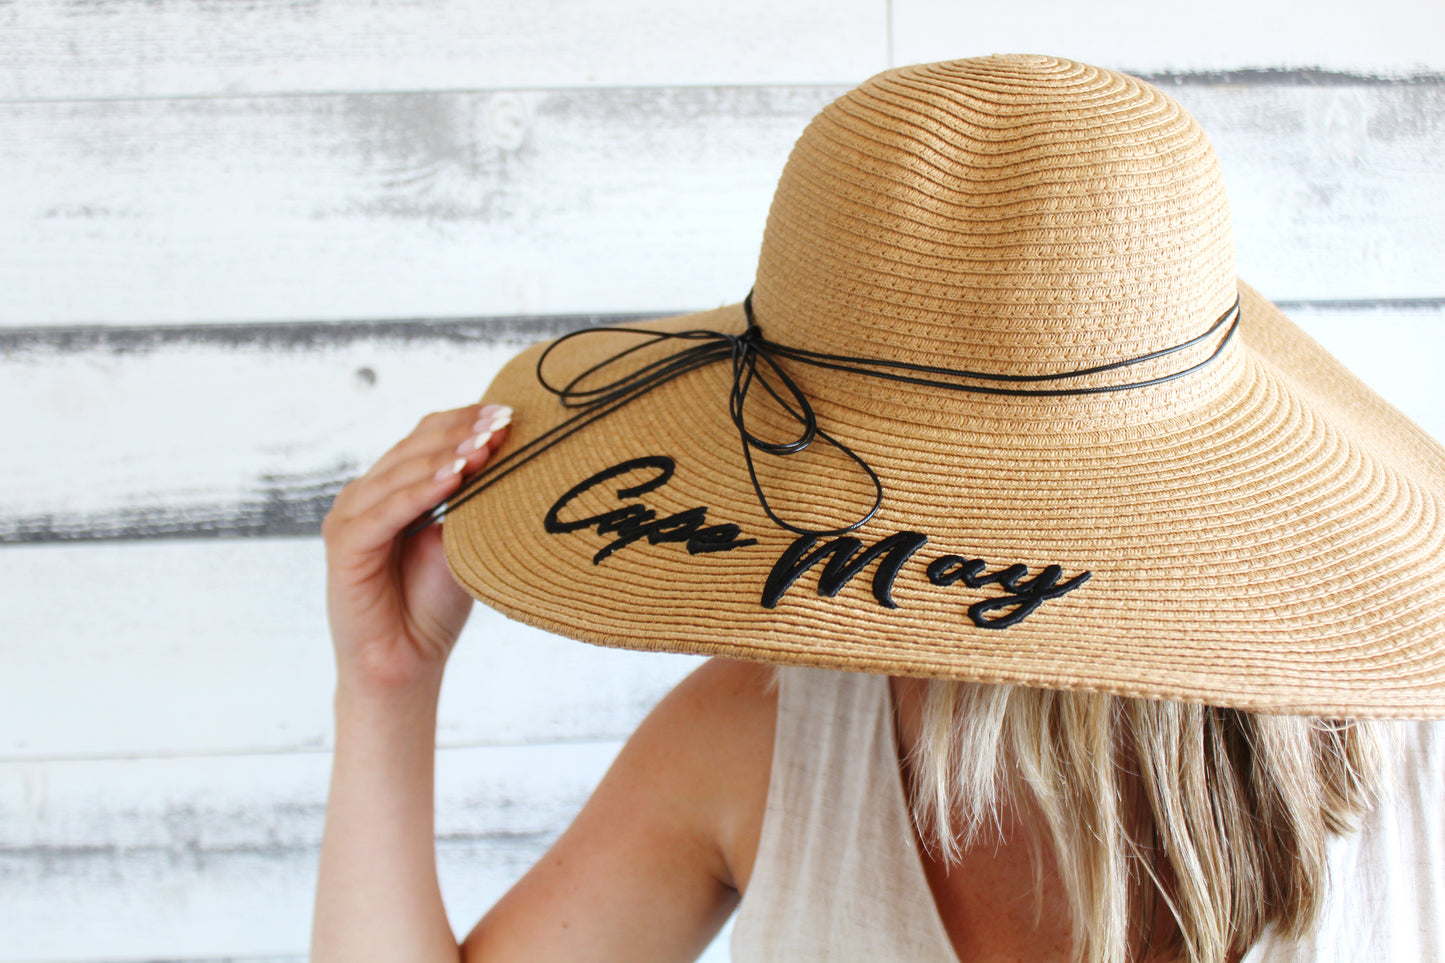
top-left (460, 658), bottom-right (778, 959)
top-left (632, 658), bottom-right (778, 890)
top-left (646, 658), bottom-right (778, 761)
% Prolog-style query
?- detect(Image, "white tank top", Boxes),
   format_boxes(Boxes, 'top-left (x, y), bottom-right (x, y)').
top-left (730, 667), bottom-right (1445, 962)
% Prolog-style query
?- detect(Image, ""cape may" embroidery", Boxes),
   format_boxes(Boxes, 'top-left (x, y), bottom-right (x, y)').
top-left (544, 456), bottom-right (1091, 630)
top-left (544, 456), bottom-right (758, 562)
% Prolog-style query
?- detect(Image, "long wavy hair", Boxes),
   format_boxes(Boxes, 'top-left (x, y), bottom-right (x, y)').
top-left (905, 682), bottom-right (1389, 963)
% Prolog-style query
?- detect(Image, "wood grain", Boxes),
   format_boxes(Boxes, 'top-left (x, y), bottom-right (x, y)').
top-left (4, 0), bottom-right (1438, 104)
top-left (0, 742), bottom-right (735, 961)
top-left (0, 742), bottom-right (615, 960)
top-left (0, 313), bottom-right (659, 543)
top-left (0, 86), bottom-right (836, 325)
top-left (0, 0), bottom-right (887, 100)
top-left (0, 81), bottom-right (1440, 327)
top-left (892, 0), bottom-right (1445, 74)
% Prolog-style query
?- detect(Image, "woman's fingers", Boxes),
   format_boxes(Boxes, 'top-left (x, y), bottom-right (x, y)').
top-left (331, 404), bottom-right (512, 523)
top-left (332, 471), bottom-right (464, 562)
top-left (450, 405), bottom-right (513, 460)
top-left (361, 403), bottom-right (504, 485)
top-left (373, 406), bottom-right (512, 513)
top-left (324, 404), bottom-right (513, 557)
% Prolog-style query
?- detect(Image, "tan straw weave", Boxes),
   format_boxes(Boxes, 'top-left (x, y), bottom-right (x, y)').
top-left (443, 55), bottom-right (1445, 718)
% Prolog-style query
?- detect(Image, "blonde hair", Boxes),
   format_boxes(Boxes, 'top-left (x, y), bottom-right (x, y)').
top-left (906, 681), bottom-right (1389, 963)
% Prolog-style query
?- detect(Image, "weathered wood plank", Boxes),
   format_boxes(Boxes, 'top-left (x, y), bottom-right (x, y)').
top-left (1169, 81), bottom-right (1445, 302)
top-left (0, 537), bottom-right (703, 759)
top-left (893, 0), bottom-right (1445, 74)
top-left (0, 86), bottom-right (836, 326)
top-left (2, 0), bottom-right (1437, 104)
top-left (1, 303), bottom-right (1440, 546)
top-left (0, 313), bottom-right (660, 543)
top-left (0, 743), bottom-right (605, 961)
top-left (1, 762), bottom-right (733, 963)
top-left (0, 742), bottom-right (735, 961)
top-left (0, 0), bottom-right (887, 101)
top-left (0, 82), bottom-right (1440, 328)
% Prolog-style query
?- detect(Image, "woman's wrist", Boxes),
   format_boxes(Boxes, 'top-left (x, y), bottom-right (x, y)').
top-left (331, 664), bottom-right (446, 758)
top-left (315, 654), bottom-right (457, 962)
top-left (334, 654), bottom-right (447, 708)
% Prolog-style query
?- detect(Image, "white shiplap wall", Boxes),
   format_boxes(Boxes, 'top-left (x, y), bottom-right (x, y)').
top-left (1, 3), bottom-right (1441, 961)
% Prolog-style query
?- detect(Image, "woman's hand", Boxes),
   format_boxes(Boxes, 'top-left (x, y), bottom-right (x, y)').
top-left (321, 402), bottom-right (512, 695)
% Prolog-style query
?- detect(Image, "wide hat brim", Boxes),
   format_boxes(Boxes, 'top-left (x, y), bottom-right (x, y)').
top-left (443, 281), bottom-right (1445, 719)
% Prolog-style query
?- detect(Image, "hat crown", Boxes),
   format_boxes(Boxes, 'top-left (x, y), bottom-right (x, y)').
top-left (753, 55), bottom-right (1237, 377)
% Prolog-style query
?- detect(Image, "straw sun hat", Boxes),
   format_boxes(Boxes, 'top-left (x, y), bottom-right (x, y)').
top-left (432, 54), bottom-right (1445, 718)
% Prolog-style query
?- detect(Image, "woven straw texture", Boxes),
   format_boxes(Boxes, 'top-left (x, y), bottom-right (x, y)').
top-left (444, 56), bottom-right (1445, 718)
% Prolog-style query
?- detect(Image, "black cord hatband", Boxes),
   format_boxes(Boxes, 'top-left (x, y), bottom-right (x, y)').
top-left (403, 294), bottom-right (1241, 538)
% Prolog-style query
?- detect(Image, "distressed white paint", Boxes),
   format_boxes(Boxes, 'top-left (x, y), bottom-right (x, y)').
top-left (0, 87), bottom-right (833, 325)
top-left (0, 0), bottom-right (888, 100)
top-left (0, 83), bottom-right (1440, 327)
top-left (1, 1), bottom-right (1441, 961)
top-left (893, 0), bottom-right (1445, 74)
top-left (0, 537), bottom-right (704, 759)
top-left (0, 742), bottom-right (619, 960)
top-left (2, 0), bottom-right (1439, 104)
top-left (0, 329), bottom-right (523, 535)
top-left (1179, 82), bottom-right (1445, 301)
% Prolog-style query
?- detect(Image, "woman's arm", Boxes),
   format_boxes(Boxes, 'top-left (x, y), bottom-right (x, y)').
top-left (311, 403), bottom-right (774, 962)
top-left (314, 671), bottom-right (457, 961)
top-left (312, 402), bottom-right (506, 962)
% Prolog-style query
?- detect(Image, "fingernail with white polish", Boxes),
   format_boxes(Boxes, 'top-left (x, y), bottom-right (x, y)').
top-left (434, 457), bottom-right (466, 482)
top-left (456, 428), bottom-right (494, 455)
top-left (473, 407), bottom-right (512, 433)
